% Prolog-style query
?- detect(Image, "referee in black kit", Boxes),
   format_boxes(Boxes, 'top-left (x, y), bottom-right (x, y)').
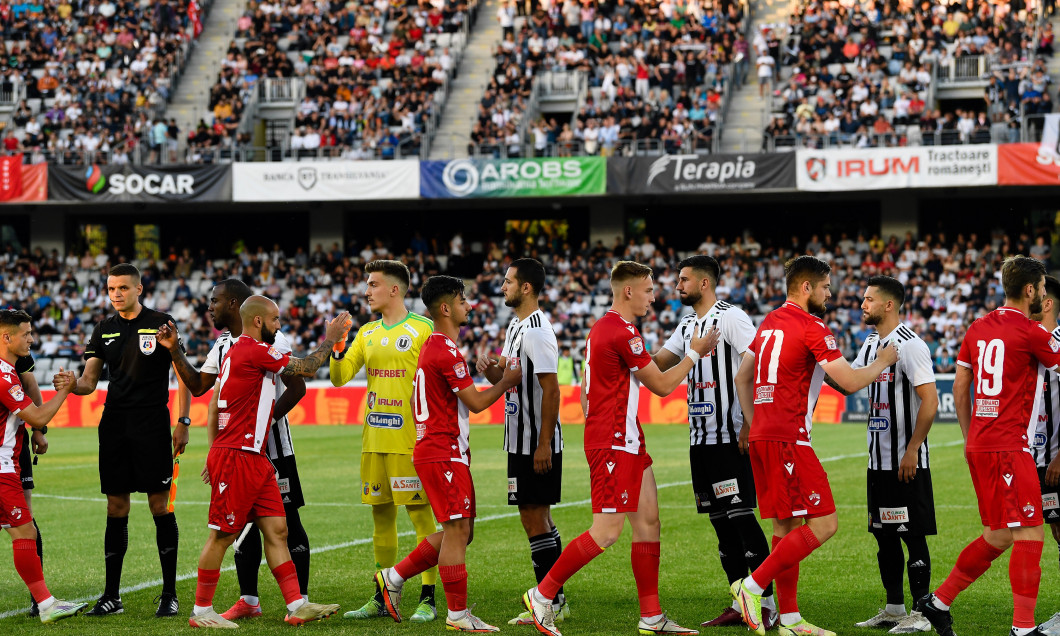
top-left (63, 263), bottom-right (192, 618)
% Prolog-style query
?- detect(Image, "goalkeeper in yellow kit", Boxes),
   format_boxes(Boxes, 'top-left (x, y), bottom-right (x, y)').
top-left (331, 260), bottom-right (439, 622)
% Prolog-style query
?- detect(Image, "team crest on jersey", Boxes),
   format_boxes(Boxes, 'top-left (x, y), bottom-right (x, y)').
top-left (381, 337), bottom-right (390, 347)
top-left (396, 335), bottom-right (412, 351)
top-left (9, 507), bottom-right (21, 521)
top-left (628, 337), bottom-right (644, 355)
top-left (367, 391), bottom-right (376, 409)
top-left (1024, 502), bottom-right (1037, 517)
top-left (266, 346), bottom-right (282, 360)
top-left (139, 334), bottom-right (156, 355)
top-left (1051, 336), bottom-right (1060, 353)
top-left (363, 482), bottom-right (370, 495)
top-left (808, 491), bottom-right (821, 506)
top-left (453, 362), bottom-right (467, 379)
top-left (824, 335), bottom-right (837, 350)
top-left (7, 385), bottom-right (24, 402)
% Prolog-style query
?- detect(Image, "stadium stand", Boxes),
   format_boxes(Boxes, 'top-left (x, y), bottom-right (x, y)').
top-left (198, 0), bottom-right (479, 162)
top-left (1, 0), bottom-right (205, 164)
top-left (1, 229), bottom-right (1046, 378)
top-left (469, 0), bottom-right (747, 157)
top-left (761, 0), bottom-right (1058, 150)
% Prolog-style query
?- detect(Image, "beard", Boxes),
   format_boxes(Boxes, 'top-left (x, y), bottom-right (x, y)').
top-left (1030, 292), bottom-right (1044, 318)
top-left (261, 325), bottom-right (277, 345)
top-left (503, 290), bottom-right (522, 308)
top-left (863, 310), bottom-right (883, 326)
top-left (807, 297), bottom-right (828, 317)
top-left (679, 290), bottom-right (701, 306)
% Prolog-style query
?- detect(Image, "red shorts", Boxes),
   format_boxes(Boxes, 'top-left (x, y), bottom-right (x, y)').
top-left (750, 440), bottom-right (836, 520)
top-left (586, 449), bottom-right (653, 514)
top-left (0, 472), bottom-right (31, 528)
top-left (206, 447), bottom-right (285, 533)
top-left (416, 460), bottom-right (476, 522)
top-left (968, 450), bottom-right (1043, 530)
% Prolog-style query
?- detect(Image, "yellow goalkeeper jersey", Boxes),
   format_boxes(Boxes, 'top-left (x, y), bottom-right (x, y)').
top-left (330, 311), bottom-right (433, 454)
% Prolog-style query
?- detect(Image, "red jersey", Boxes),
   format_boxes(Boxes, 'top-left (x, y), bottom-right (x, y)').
top-left (956, 306), bottom-right (1060, 452)
top-left (584, 310), bottom-right (654, 456)
top-left (750, 301), bottom-right (844, 444)
top-left (214, 335), bottom-right (291, 454)
top-left (413, 333), bottom-right (474, 465)
top-left (0, 358), bottom-right (30, 475)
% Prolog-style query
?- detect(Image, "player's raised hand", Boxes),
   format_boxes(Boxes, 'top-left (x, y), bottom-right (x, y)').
top-left (476, 350), bottom-right (500, 374)
top-left (332, 315), bottom-right (353, 354)
top-left (325, 311), bottom-right (352, 344)
top-left (156, 320), bottom-right (180, 351)
top-left (500, 356), bottom-right (522, 388)
top-left (878, 342), bottom-right (900, 366)
top-left (690, 325), bottom-right (721, 358)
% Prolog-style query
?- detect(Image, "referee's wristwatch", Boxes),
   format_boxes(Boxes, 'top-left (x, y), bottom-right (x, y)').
top-left (38, 425), bottom-right (47, 435)
top-left (178, 417), bottom-right (192, 427)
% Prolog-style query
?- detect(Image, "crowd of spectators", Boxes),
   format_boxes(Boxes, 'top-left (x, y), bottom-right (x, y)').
top-left (2, 225), bottom-right (1051, 383)
top-left (762, 0), bottom-right (1056, 149)
top-left (472, 0), bottom-right (745, 156)
top-left (2, 0), bottom-right (200, 163)
top-left (204, 0), bottom-right (475, 161)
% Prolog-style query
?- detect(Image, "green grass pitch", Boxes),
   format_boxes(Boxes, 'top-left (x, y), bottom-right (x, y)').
top-left (1, 423), bottom-right (1055, 634)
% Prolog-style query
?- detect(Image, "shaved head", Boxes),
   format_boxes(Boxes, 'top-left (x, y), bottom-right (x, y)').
top-left (241, 295), bottom-right (281, 345)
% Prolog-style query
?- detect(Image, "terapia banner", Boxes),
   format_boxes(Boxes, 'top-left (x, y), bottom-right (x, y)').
top-left (420, 157), bottom-right (606, 198)
top-left (607, 153), bottom-right (796, 193)
top-left (48, 164), bottom-right (231, 202)
top-left (232, 160), bottom-right (419, 201)
top-left (796, 146), bottom-right (998, 191)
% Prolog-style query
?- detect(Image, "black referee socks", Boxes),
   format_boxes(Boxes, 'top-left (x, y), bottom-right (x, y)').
top-left (104, 516), bottom-right (129, 598)
top-left (32, 519), bottom-right (42, 562)
top-left (530, 530), bottom-right (564, 602)
top-left (153, 513), bottom-right (179, 595)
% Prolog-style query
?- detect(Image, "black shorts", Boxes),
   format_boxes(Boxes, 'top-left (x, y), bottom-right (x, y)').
top-left (271, 454), bottom-right (305, 510)
top-left (18, 432), bottom-right (32, 490)
top-left (867, 468), bottom-right (937, 536)
top-left (690, 443), bottom-right (757, 514)
top-left (98, 406), bottom-right (173, 495)
top-left (1038, 467), bottom-right (1060, 524)
top-left (507, 452), bottom-right (562, 506)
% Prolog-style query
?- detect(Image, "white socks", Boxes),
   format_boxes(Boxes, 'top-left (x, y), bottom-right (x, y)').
top-left (762, 595), bottom-right (777, 612)
top-left (386, 568), bottom-right (406, 587)
top-left (448, 609), bottom-right (466, 621)
top-left (886, 604), bottom-right (907, 616)
top-left (37, 597), bottom-right (55, 612)
top-left (241, 595), bottom-right (259, 606)
top-left (642, 613), bottom-right (665, 624)
top-left (931, 596), bottom-right (950, 611)
top-left (533, 587), bottom-right (550, 605)
top-left (286, 598), bottom-right (307, 612)
top-left (192, 604), bottom-right (213, 616)
top-left (780, 612), bottom-right (801, 626)
top-left (744, 576), bottom-right (766, 595)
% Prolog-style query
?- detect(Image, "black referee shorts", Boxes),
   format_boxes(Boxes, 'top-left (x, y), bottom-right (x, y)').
top-left (867, 468), bottom-right (937, 536)
top-left (507, 452), bottom-right (562, 506)
top-left (271, 454), bottom-right (305, 509)
top-left (1038, 467), bottom-right (1060, 524)
top-left (690, 443), bottom-right (757, 513)
top-left (98, 406), bottom-right (173, 495)
top-left (18, 432), bottom-right (33, 490)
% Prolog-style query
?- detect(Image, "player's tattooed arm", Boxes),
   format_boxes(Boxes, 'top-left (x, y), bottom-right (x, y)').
top-left (283, 312), bottom-right (351, 377)
top-left (823, 374), bottom-right (851, 396)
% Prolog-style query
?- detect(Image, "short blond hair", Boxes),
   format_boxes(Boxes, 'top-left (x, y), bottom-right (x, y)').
top-left (610, 261), bottom-right (653, 287)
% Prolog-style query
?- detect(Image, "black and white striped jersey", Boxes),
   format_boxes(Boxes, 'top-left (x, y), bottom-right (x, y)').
top-left (661, 301), bottom-right (756, 446)
top-left (1033, 326), bottom-right (1060, 468)
top-left (852, 323), bottom-right (935, 471)
top-left (500, 309), bottom-right (564, 456)
top-left (203, 330), bottom-right (295, 460)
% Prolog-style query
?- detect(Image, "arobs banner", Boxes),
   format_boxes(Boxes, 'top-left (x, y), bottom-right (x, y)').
top-left (48, 164), bottom-right (231, 202)
top-left (607, 153), bottom-right (795, 193)
top-left (420, 157), bottom-right (606, 198)
top-left (232, 161), bottom-right (419, 201)
top-left (796, 146), bottom-right (998, 191)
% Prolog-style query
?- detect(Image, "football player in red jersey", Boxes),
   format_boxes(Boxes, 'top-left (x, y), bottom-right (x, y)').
top-left (522, 261), bottom-right (719, 636)
top-left (371, 275), bottom-right (521, 632)
top-left (731, 256), bottom-right (898, 636)
top-left (188, 297), bottom-right (349, 629)
top-left (916, 256), bottom-right (1060, 636)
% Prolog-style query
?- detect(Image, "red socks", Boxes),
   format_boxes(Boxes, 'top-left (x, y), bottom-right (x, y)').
top-left (395, 539), bottom-right (440, 581)
top-left (439, 564), bottom-right (468, 612)
top-left (13, 538), bottom-right (49, 603)
top-left (271, 560), bottom-right (303, 605)
top-left (1010, 540), bottom-right (1043, 628)
top-left (770, 535), bottom-right (801, 615)
top-left (195, 568), bottom-right (220, 607)
top-left (539, 531), bottom-right (604, 600)
top-left (631, 542), bottom-right (661, 618)
top-left (935, 535), bottom-right (1004, 606)
top-left (751, 526), bottom-right (819, 591)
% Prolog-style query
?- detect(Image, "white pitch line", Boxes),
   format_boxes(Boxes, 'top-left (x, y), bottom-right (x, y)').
top-left (31, 494), bottom-right (351, 507)
top-left (4, 439), bottom-right (969, 618)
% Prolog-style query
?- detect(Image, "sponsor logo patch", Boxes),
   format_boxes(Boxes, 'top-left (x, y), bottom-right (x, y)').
top-left (505, 400), bottom-right (519, 415)
top-left (975, 398), bottom-right (999, 418)
top-left (381, 336), bottom-right (390, 347)
top-left (266, 346), bottom-right (282, 360)
top-left (7, 385), bottom-right (24, 403)
top-left (628, 336), bottom-right (644, 355)
top-left (1003, 473), bottom-right (1014, 486)
top-left (712, 478), bottom-right (739, 497)
top-left (218, 413), bottom-right (230, 430)
top-left (391, 477), bottom-right (422, 492)
top-left (880, 507), bottom-right (909, 523)
top-left (1034, 433), bottom-right (1047, 448)
top-left (453, 362), bottom-right (467, 379)
top-left (508, 477), bottom-right (517, 493)
top-left (277, 477), bottom-right (291, 494)
top-left (139, 334), bottom-right (157, 355)
top-left (367, 413), bottom-right (404, 429)
top-left (689, 402), bottom-right (716, 417)
top-left (868, 417), bottom-right (889, 431)
top-left (1042, 492), bottom-right (1059, 510)
top-left (363, 482), bottom-right (370, 495)
top-left (824, 335), bottom-right (837, 350)
top-left (754, 385), bottom-right (774, 404)
top-left (1051, 337), bottom-right (1059, 353)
